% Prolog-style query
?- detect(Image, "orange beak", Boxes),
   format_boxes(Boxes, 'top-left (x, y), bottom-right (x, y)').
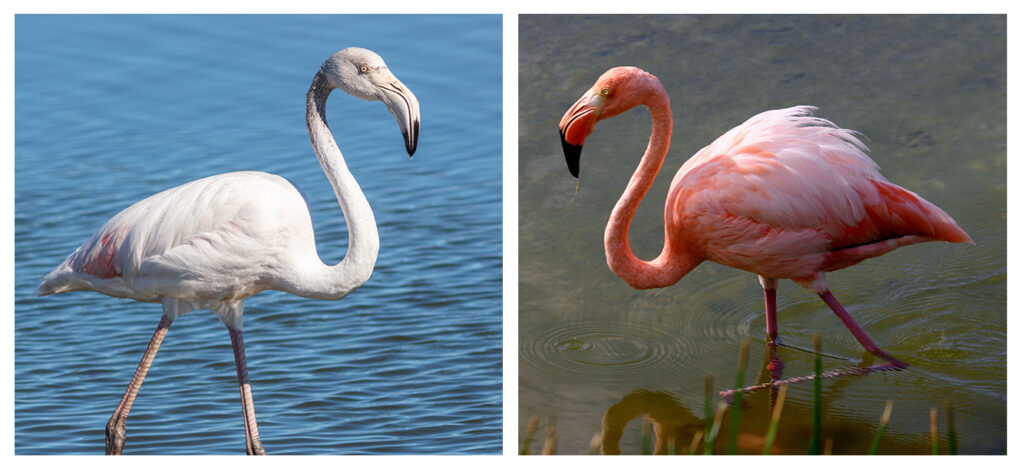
top-left (558, 91), bottom-right (602, 178)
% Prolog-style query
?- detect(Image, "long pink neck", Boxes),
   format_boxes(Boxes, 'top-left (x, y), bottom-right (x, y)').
top-left (603, 87), bottom-right (698, 289)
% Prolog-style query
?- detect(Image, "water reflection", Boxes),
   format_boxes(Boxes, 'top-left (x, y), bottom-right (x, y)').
top-left (601, 390), bottom-right (701, 454)
top-left (601, 389), bottom-right (781, 455)
top-left (520, 332), bottom-right (936, 455)
top-left (596, 341), bottom-right (928, 455)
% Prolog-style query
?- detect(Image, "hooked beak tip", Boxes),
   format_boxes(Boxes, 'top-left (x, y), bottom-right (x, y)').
top-left (560, 128), bottom-right (582, 179)
top-left (405, 119), bottom-right (420, 156)
top-left (371, 71), bottom-right (420, 159)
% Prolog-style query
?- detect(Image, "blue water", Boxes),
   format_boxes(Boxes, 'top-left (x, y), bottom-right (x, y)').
top-left (15, 14), bottom-right (501, 455)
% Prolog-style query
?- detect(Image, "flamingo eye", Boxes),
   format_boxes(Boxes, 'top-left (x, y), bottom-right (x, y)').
top-left (600, 88), bottom-right (611, 97)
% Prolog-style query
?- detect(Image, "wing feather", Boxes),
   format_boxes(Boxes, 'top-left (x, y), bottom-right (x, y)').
top-left (37, 171), bottom-right (314, 299)
top-left (668, 106), bottom-right (968, 260)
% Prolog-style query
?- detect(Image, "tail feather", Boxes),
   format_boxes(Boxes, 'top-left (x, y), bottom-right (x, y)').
top-left (36, 265), bottom-right (77, 296)
top-left (35, 280), bottom-right (55, 296)
top-left (874, 180), bottom-right (973, 244)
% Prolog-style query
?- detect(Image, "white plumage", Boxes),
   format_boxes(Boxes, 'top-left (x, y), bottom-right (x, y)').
top-left (36, 47), bottom-right (420, 455)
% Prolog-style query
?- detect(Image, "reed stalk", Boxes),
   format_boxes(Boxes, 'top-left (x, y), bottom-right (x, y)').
top-left (868, 400), bottom-right (894, 454)
top-left (704, 400), bottom-right (728, 454)
top-left (688, 431), bottom-right (703, 455)
top-left (762, 384), bottom-right (788, 454)
top-left (520, 414), bottom-right (539, 455)
top-left (945, 400), bottom-right (958, 455)
top-left (541, 415), bottom-right (557, 455)
top-left (808, 333), bottom-right (822, 455)
top-left (726, 339), bottom-right (750, 454)
top-left (703, 374), bottom-right (713, 440)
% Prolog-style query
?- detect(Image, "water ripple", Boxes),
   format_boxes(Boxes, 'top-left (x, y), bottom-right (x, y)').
top-left (522, 320), bottom-right (704, 383)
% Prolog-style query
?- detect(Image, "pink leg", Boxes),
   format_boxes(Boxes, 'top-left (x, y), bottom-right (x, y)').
top-left (228, 327), bottom-right (266, 455)
top-left (764, 287), bottom-right (778, 342)
top-left (759, 277), bottom-right (779, 343)
top-left (106, 313), bottom-right (173, 455)
top-left (818, 291), bottom-right (908, 368)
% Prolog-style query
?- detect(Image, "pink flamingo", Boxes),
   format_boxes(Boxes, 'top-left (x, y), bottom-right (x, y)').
top-left (558, 66), bottom-right (972, 367)
top-left (35, 47), bottom-right (420, 455)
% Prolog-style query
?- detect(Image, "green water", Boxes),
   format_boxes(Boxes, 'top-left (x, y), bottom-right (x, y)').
top-left (519, 14), bottom-right (1005, 454)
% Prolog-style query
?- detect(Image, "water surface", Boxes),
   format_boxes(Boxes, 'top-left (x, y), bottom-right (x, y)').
top-left (519, 14), bottom-right (1004, 454)
top-left (16, 14), bottom-right (502, 455)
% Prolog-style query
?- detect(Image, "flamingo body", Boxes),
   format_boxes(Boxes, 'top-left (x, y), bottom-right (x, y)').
top-left (559, 66), bottom-right (971, 364)
top-left (40, 172), bottom-right (309, 301)
top-left (35, 47), bottom-right (420, 454)
top-left (37, 170), bottom-right (365, 326)
top-left (665, 106), bottom-right (972, 291)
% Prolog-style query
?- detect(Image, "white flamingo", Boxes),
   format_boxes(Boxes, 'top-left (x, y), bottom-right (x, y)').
top-left (36, 47), bottom-right (420, 455)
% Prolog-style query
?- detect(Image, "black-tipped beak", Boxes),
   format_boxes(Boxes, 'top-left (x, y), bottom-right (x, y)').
top-left (560, 128), bottom-right (582, 179)
top-left (405, 117), bottom-right (419, 157)
top-left (373, 71), bottom-right (420, 158)
top-left (558, 91), bottom-right (600, 179)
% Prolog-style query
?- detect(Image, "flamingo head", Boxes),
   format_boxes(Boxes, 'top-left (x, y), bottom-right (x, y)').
top-left (322, 47), bottom-right (421, 156)
top-left (558, 66), bottom-right (663, 178)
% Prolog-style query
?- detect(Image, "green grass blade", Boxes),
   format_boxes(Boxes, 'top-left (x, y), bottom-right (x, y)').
top-left (705, 400), bottom-right (728, 455)
top-left (703, 374), bottom-right (713, 440)
top-left (808, 333), bottom-right (822, 455)
top-left (762, 384), bottom-right (788, 454)
top-left (868, 400), bottom-right (894, 454)
top-left (726, 340), bottom-right (750, 454)
top-left (945, 400), bottom-right (958, 455)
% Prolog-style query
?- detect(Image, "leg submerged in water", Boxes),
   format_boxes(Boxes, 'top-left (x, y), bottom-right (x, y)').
top-left (229, 327), bottom-right (266, 455)
top-left (817, 290), bottom-right (909, 369)
top-left (106, 313), bottom-right (174, 455)
top-left (759, 276), bottom-right (779, 343)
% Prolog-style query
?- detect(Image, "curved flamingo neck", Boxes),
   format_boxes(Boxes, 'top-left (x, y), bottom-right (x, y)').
top-left (297, 71), bottom-right (379, 299)
top-left (603, 84), bottom-right (698, 289)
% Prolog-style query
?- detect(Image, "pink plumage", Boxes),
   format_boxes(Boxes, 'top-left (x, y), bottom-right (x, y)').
top-left (669, 105), bottom-right (971, 285)
top-left (559, 66), bottom-right (972, 367)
